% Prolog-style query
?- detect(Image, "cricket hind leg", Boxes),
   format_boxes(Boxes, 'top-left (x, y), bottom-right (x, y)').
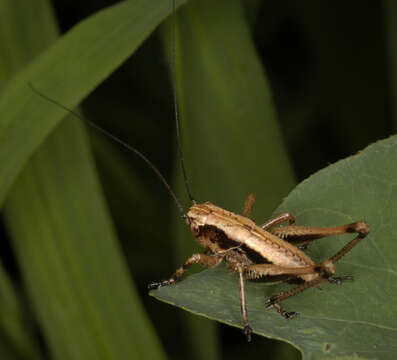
top-left (325, 220), bottom-right (369, 284)
top-left (148, 253), bottom-right (222, 289)
top-left (266, 221), bottom-right (370, 317)
top-left (328, 220), bottom-right (369, 262)
top-left (265, 276), bottom-right (325, 318)
top-left (264, 263), bottom-right (351, 318)
top-left (261, 260), bottom-right (338, 318)
top-left (269, 220), bottom-right (369, 249)
top-left (245, 263), bottom-right (326, 319)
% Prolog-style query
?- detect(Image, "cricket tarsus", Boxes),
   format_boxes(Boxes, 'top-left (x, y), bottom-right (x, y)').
top-left (328, 275), bottom-right (353, 285)
top-left (244, 325), bottom-right (252, 342)
top-left (148, 280), bottom-right (172, 290)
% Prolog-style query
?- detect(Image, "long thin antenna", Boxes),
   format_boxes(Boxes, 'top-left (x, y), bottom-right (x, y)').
top-left (171, 0), bottom-right (196, 204)
top-left (28, 82), bottom-right (188, 222)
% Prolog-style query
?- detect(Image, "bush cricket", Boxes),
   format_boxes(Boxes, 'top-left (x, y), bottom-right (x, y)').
top-left (147, 0), bottom-right (370, 342)
top-left (30, 0), bottom-right (370, 343)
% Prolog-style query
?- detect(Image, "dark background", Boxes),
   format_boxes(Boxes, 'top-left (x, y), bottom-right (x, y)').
top-left (1, 1), bottom-right (394, 359)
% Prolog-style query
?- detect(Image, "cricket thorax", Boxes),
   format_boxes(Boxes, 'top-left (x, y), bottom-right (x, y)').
top-left (187, 202), bottom-right (316, 277)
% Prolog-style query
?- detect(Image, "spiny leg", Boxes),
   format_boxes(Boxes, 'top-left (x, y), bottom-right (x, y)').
top-left (265, 276), bottom-right (325, 318)
top-left (148, 253), bottom-right (222, 289)
top-left (242, 193), bottom-right (256, 218)
top-left (237, 266), bottom-right (252, 342)
top-left (266, 221), bottom-right (369, 317)
top-left (260, 212), bottom-right (295, 230)
top-left (326, 221), bottom-right (369, 283)
top-left (329, 221), bottom-right (369, 263)
top-left (246, 263), bottom-right (320, 279)
top-left (262, 260), bottom-right (337, 317)
top-left (269, 221), bottom-right (369, 249)
top-left (245, 263), bottom-right (325, 318)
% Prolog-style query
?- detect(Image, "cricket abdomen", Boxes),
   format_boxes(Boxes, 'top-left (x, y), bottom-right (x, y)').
top-left (188, 202), bottom-right (316, 280)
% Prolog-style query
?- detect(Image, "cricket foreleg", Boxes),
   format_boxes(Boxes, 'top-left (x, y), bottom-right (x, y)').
top-left (260, 212), bottom-right (295, 230)
top-left (269, 221), bottom-right (369, 249)
top-left (242, 193), bottom-right (256, 218)
top-left (237, 267), bottom-right (252, 342)
top-left (148, 253), bottom-right (222, 290)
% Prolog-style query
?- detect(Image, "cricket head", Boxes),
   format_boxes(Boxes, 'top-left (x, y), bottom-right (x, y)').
top-left (186, 202), bottom-right (219, 249)
top-left (186, 202), bottom-right (211, 234)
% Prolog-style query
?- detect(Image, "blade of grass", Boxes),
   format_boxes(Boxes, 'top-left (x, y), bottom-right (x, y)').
top-left (0, 259), bottom-right (42, 360)
top-left (0, 0), bottom-right (186, 209)
top-left (5, 119), bottom-right (167, 360)
top-left (1, 0), bottom-right (178, 359)
top-left (0, 1), bottom-right (55, 359)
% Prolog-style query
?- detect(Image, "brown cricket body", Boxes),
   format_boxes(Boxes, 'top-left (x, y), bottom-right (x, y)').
top-left (188, 202), bottom-right (318, 281)
top-left (149, 194), bottom-right (369, 342)
top-left (147, 0), bottom-right (371, 344)
top-left (29, 0), bottom-right (371, 344)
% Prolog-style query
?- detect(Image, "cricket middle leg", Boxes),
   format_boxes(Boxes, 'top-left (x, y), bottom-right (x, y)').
top-left (237, 266), bottom-right (252, 342)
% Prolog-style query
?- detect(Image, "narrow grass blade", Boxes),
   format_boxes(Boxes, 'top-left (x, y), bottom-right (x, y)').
top-left (5, 119), bottom-right (167, 360)
top-left (0, 0), bottom-right (186, 208)
top-left (0, 0), bottom-right (177, 359)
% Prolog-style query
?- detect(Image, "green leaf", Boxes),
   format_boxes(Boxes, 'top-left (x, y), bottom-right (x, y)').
top-left (0, 0), bottom-right (186, 208)
top-left (0, 1), bottom-right (54, 359)
top-left (152, 134), bottom-right (397, 360)
top-left (0, 259), bottom-right (42, 360)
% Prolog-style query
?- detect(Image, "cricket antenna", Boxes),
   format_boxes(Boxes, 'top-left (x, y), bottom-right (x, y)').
top-left (28, 82), bottom-right (189, 222)
top-left (171, 0), bottom-right (196, 205)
